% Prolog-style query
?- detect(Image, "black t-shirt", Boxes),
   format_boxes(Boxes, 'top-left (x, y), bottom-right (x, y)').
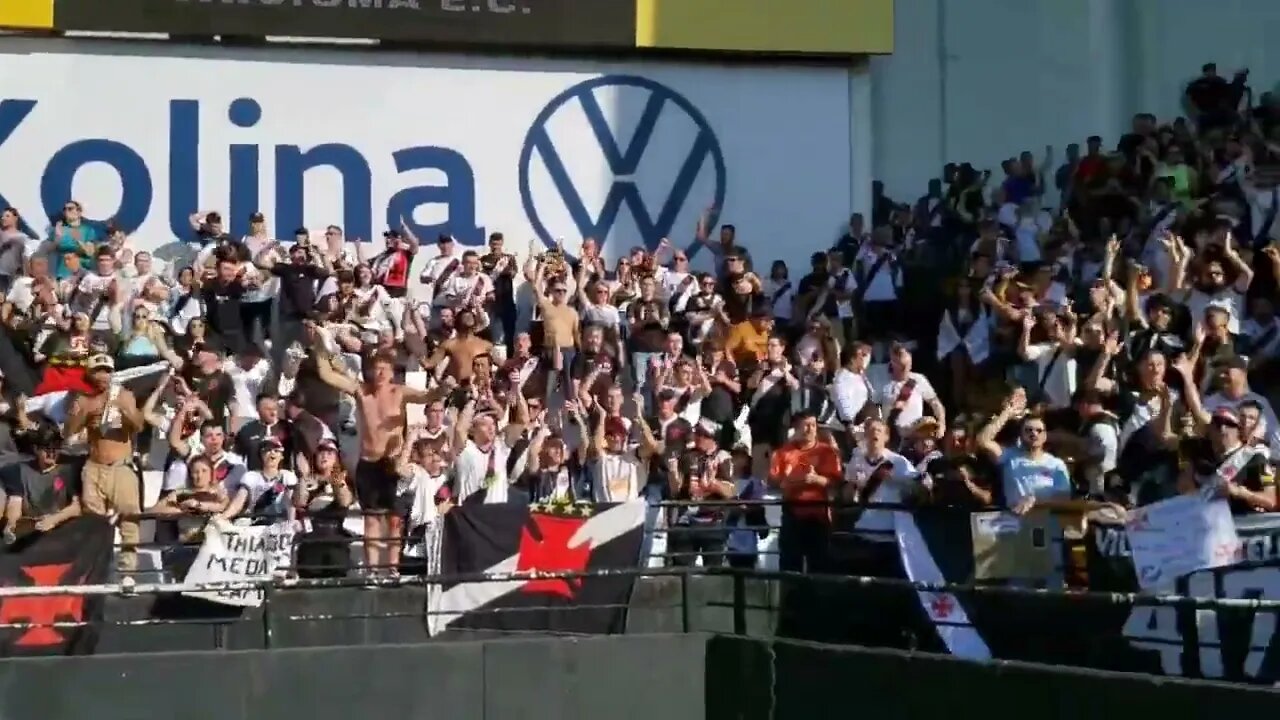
top-left (570, 350), bottom-right (618, 399)
top-left (1181, 438), bottom-right (1273, 514)
top-left (480, 252), bottom-right (517, 306)
top-left (273, 263), bottom-right (328, 319)
top-left (201, 280), bottom-right (246, 334)
top-left (627, 300), bottom-right (667, 352)
top-left (1187, 76), bottom-right (1229, 112)
top-left (925, 454), bottom-right (998, 508)
top-left (186, 369), bottom-right (235, 426)
top-left (234, 420), bottom-right (292, 471)
top-left (1, 461), bottom-right (79, 517)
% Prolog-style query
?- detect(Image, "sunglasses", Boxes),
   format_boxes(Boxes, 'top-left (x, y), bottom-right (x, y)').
top-left (1023, 426), bottom-right (1046, 435)
top-left (552, 287), bottom-right (568, 293)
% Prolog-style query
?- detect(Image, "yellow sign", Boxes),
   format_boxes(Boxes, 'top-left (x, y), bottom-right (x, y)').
top-left (635, 0), bottom-right (893, 55)
top-left (0, 0), bottom-right (52, 29)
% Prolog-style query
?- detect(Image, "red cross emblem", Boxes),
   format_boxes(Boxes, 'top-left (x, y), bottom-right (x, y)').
top-left (929, 593), bottom-right (954, 619)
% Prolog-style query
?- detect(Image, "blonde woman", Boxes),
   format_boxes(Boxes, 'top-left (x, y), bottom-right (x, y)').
top-left (113, 304), bottom-right (184, 369)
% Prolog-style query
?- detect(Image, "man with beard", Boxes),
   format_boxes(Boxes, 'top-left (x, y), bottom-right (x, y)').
top-left (64, 354), bottom-right (146, 572)
top-left (569, 324), bottom-right (616, 401)
top-left (425, 308), bottom-right (492, 386)
top-left (1180, 407), bottom-right (1276, 515)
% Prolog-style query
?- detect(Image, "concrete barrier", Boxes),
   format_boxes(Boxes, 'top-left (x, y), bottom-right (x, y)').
top-left (4, 632), bottom-right (1276, 719)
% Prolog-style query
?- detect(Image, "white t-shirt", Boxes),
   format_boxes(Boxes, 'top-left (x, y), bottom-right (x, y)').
top-left (845, 448), bottom-right (916, 542)
top-left (231, 469), bottom-right (299, 518)
top-left (1023, 342), bottom-right (1077, 410)
top-left (878, 372), bottom-right (938, 431)
top-left (224, 357), bottom-right (272, 419)
top-left (162, 452), bottom-right (248, 494)
top-left (1187, 288), bottom-right (1245, 334)
top-left (455, 438), bottom-right (513, 504)
top-left (593, 452), bottom-right (643, 503)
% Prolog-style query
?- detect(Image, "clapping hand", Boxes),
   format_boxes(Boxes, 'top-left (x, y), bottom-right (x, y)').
top-left (1004, 388), bottom-right (1028, 417)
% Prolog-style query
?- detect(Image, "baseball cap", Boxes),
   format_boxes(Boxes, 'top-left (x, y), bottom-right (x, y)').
top-left (86, 354), bottom-right (114, 371)
top-left (317, 438), bottom-right (339, 453)
top-left (604, 418), bottom-right (629, 438)
top-left (437, 233), bottom-right (454, 244)
top-left (383, 229), bottom-right (402, 239)
top-left (1217, 355), bottom-right (1248, 372)
top-left (1210, 407), bottom-right (1240, 427)
top-left (261, 437), bottom-right (284, 452)
top-left (693, 418), bottom-right (720, 438)
top-left (249, 212), bottom-right (265, 223)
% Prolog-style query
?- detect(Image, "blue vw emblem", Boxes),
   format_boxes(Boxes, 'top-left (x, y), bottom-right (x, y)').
top-left (518, 75), bottom-right (726, 259)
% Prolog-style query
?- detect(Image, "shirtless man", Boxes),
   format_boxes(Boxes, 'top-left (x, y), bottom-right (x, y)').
top-left (312, 344), bottom-right (433, 578)
top-left (64, 354), bottom-right (147, 572)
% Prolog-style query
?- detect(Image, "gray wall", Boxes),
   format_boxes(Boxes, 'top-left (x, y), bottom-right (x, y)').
top-left (871, 0), bottom-right (1280, 201)
top-left (0, 634), bottom-right (708, 720)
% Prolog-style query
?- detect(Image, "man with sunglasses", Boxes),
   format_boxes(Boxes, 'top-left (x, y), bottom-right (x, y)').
top-left (977, 388), bottom-right (1075, 515)
top-left (1, 422), bottom-right (80, 545)
top-left (1179, 407), bottom-right (1276, 515)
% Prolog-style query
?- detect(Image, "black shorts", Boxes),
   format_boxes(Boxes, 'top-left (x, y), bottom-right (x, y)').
top-left (354, 458), bottom-right (398, 512)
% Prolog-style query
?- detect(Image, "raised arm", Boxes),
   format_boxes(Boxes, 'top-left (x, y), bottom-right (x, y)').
top-left (977, 388), bottom-right (1025, 461)
top-left (310, 343), bottom-right (361, 395)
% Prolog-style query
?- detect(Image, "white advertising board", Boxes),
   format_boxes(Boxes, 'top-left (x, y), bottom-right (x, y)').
top-left (0, 37), bottom-right (863, 274)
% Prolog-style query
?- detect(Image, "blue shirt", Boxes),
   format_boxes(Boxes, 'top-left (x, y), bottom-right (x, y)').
top-left (999, 447), bottom-right (1071, 507)
top-left (51, 223), bottom-right (101, 280)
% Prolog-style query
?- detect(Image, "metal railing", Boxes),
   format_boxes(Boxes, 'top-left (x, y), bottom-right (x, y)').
top-left (2, 566), bottom-right (1278, 645)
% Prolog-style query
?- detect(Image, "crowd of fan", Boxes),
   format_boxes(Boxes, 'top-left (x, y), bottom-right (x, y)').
top-left (0, 62), bottom-right (1277, 581)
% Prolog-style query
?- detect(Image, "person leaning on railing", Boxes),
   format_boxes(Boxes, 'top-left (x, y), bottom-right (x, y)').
top-left (1, 421), bottom-right (81, 545)
top-left (768, 410), bottom-right (842, 573)
top-left (292, 438), bottom-right (355, 579)
top-left (976, 387), bottom-right (1123, 517)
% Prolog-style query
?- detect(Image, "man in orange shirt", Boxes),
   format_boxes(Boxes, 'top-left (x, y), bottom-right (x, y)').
top-left (769, 411), bottom-right (842, 573)
top-left (726, 304), bottom-right (772, 368)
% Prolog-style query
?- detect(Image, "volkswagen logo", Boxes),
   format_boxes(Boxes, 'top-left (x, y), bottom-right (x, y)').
top-left (518, 75), bottom-right (726, 259)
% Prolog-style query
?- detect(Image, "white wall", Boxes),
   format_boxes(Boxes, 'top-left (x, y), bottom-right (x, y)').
top-left (0, 35), bottom-right (870, 273)
top-left (872, 0), bottom-right (1280, 203)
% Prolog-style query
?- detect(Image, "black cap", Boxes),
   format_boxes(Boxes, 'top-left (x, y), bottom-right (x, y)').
top-left (383, 229), bottom-right (402, 239)
top-left (437, 233), bottom-right (454, 244)
top-left (261, 437), bottom-right (284, 452)
top-left (1218, 355), bottom-right (1248, 371)
top-left (294, 227), bottom-right (309, 237)
top-left (249, 212), bottom-right (265, 223)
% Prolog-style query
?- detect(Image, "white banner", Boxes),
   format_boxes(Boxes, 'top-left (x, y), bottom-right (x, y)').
top-left (1126, 494), bottom-right (1240, 591)
top-left (0, 36), bottom-right (861, 272)
top-left (182, 518), bottom-right (294, 607)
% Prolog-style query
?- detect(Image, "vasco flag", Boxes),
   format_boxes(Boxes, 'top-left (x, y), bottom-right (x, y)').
top-left (427, 501), bottom-right (647, 637)
top-left (0, 516), bottom-right (114, 657)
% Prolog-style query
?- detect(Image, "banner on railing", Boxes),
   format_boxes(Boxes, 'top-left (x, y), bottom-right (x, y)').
top-left (0, 516), bottom-right (113, 657)
top-left (183, 518), bottom-right (293, 608)
top-left (427, 500), bottom-right (646, 636)
top-left (1087, 511), bottom-right (1280, 683)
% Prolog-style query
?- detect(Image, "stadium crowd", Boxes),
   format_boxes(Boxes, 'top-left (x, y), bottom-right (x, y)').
top-left (0, 61), bottom-right (1277, 581)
